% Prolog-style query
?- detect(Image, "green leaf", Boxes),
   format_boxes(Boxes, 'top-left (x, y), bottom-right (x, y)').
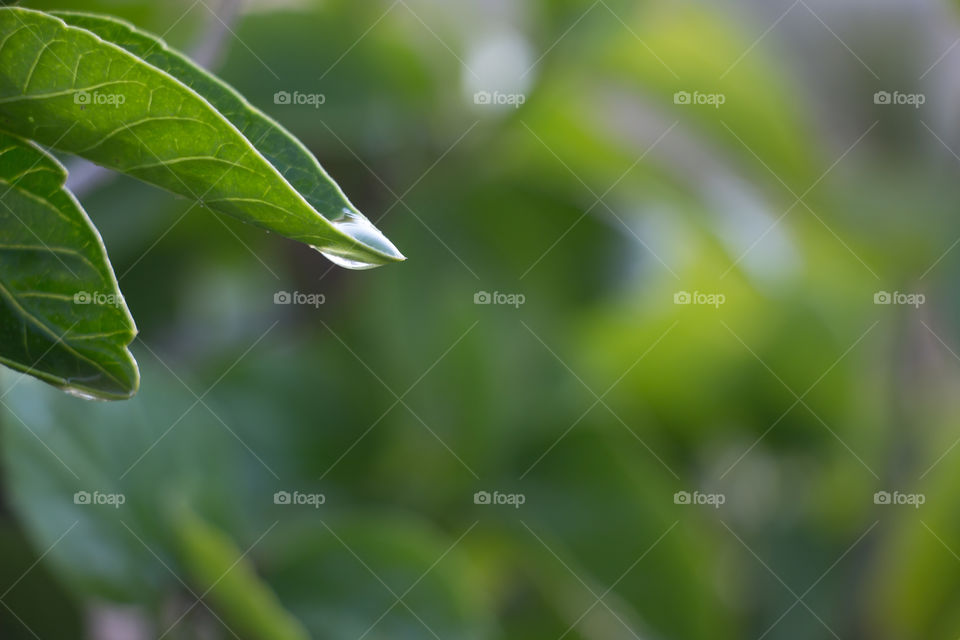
top-left (0, 7), bottom-right (404, 269)
top-left (1, 368), bottom-right (496, 638)
top-left (0, 130), bottom-right (137, 400)
top-left (264, 515), bottom-right (495, 640)
top-left (173, 509), bottom-right (310, 640)
top-left (0, 364), bottom-right (249, 603)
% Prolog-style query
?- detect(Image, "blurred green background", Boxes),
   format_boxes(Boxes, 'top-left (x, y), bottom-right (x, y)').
top-left (2, 0), bottom-right (960, 638)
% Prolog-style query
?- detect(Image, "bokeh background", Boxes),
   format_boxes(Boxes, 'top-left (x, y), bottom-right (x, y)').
top-left (1, 0), bottom-right (960, 638)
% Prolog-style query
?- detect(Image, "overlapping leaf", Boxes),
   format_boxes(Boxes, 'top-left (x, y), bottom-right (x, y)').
top-left (0, 130), bottom-right (136, 399)
top-left (0, 7), bottom-right (403, 398)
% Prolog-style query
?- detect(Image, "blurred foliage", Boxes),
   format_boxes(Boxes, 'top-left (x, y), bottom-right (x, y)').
top-left (2, 0), bottom-right (960, 638)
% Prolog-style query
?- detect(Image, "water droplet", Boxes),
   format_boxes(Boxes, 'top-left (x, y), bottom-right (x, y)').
top-left (61, 386), bottom-right (103, 401)
top-left (315, 209), bottom-right (405, 270)
top-left (317, 252), bottom-right (381, 270)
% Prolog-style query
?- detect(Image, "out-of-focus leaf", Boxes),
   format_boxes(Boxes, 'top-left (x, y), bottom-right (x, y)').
top-left (173, 508), bottom-right (310, 640)
top-left (870, 435), bottom-right (960, 638)
top-left (0, 130), bottom-right (136, 399)
top-left (0, 365), bottom-right (244, 602)
top-left (0, 361), bottom-right (497, 639)
top-left (599, 4), bottom-right (818, 191)
top-left (263, 515), bottom-right (495, 640)
top-left (0, 521), bottom-right (84, 638)
top-left (511, 428), bottom-right (737, 640)
top-left (0, 8), bottom-right (404, 269)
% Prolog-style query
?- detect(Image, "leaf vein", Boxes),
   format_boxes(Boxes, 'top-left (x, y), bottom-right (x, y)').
top-left (0, 243), bottom-right (98, 271)
top-left (0, 79), bottom-right (148, 104)
top-left (124, 155), bottom-right (260, 176)
top-left (0, 178), bottom-right (79, 226)
top-left (0, 277), bottom-right (127, 388)
top-left (22, 38), bottom-right (68, 92)
top-left (80, 116), bottom-right (217, 154)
